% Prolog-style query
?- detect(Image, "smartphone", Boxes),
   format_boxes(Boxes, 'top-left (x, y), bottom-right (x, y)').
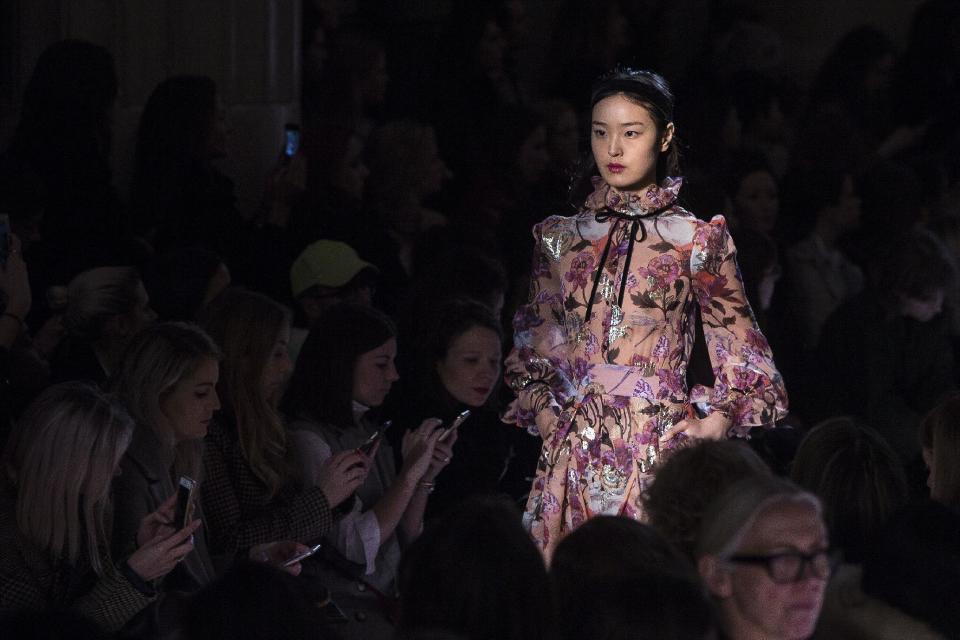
top-left (439, 409), bottom-right (471, 442)
top-left (356, 420), bottom-right (392, 456)
top-left (322, 599), bottom-right (349, 624)
top-left (282, 542), bottom-right (323, 567)
top-left (174, 476), bottom-right (198, 530)
top-left (283, 123), bottom-right (300, 159)
top-left (0, 214), bottom-right (10, 267)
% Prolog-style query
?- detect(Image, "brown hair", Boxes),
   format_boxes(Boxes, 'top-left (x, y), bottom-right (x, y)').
top-left (644, 440), bottom-right (772, 560)
top-left (200, 289), bottom-right (291, 497)
top-left (3, 382), bottom-right (134, 574)
top-left (920, 393), bottom-right (960, 509)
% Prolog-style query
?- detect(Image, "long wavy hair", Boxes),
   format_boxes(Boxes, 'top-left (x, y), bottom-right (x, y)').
top-left (113, 322), bottom-right (222, 481)
top-left (200, 289), bottom-right (291, 497)
top-left (2, 382), bottom-right (134, 575)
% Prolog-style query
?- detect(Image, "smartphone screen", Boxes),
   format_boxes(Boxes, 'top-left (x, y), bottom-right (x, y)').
top-left (283, 124), bottom-right (300, 158)
top-left (175, 476), bottom-right (198, 530)
top-left (356, 420), bottom-right (392, 456)
top-left (0, 214), bottom-right (10, 267)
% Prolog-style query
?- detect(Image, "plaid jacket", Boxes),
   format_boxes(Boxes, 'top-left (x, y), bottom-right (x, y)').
top-left (0, 493), bottom-right (153, 632)
top-left (200, 417), bottom-right (333, 560)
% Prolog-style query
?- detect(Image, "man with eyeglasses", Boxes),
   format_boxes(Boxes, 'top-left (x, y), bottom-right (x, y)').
top-left (697, 477), bottom-right (834, 640)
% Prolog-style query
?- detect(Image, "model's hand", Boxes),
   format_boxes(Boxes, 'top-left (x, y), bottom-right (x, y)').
top-left (317, 449), bottom-right (370, 508)
top-left (660, 412), bottom-right (731, 444)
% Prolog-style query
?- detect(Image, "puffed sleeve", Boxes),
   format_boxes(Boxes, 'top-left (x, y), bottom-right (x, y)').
top-left (689, 216), bottom-right (788, 436)
top-left (503, 217), bottom-right (577, 437)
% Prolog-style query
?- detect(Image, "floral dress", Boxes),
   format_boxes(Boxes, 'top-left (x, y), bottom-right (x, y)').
top-left (503, 177), bottom-right (788, 557)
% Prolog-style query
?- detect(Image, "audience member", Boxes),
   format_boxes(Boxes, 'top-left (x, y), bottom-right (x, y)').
top-left (397, 496), bottom-right (553, 640)
top-left (393, 298), bottom-right (537, 518)
top-left (142, 247), bottom-right (231, 322)
top-left (696, 476), bottom-right (832, 640)
top-left (644, 440), bottom-right (772, 561)
top-left (791, 417), bottom-right (908, 563)
top-left (0, 382), bottom-right (199, 632)
top-left (50, 266), bottom-right (156, 385)
top-left (920, 393), bottom-right (960, 509)
top-left (283, 303), bottom-right (451, 636)
top-left (198, 289), bottom-right (365, 560)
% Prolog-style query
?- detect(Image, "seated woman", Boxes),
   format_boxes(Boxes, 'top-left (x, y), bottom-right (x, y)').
top-left (0, 382), bottom-right (198, 632)
top-left (198, 289), bottom-right (367, 562)
top-left (50, 266), bottom-right (156, 384)
top-left (393, 298), bottom-right (539, 518)
top-left (111, 322), bottom-right (318, 598)
top-left (282, 303), bottom-right (452, 632)
top-left (696, 476), bottom-right (833, 640)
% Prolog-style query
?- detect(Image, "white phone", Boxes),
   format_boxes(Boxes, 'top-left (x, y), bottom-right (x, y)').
top-left (439, 409), bottom-right (471, 442)
top-left (283, 543), bottom-right (322, 567)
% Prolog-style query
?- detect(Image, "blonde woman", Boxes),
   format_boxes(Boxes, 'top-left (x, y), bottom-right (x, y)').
top-left (198, 288), bottom-right (368, 559)
top-left (51, 266), bottom-right (156, 384)
top-left (0, 382), bottom-right (198, 632)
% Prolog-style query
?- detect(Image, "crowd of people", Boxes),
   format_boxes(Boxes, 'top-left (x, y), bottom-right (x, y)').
top-left (1, 0), bottom-right (960, 638)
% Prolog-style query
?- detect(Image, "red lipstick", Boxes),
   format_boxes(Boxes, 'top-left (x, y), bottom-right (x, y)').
top-left (606, 163), bottom-right (625, 173)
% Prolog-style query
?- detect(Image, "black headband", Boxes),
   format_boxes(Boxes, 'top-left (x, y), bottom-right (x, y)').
top-left (591, 78), bottom-right (674, 123)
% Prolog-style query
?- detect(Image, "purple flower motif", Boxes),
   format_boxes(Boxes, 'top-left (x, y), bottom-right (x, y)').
top-left (656, 368), bottom-right (686, 399)
top-left (513, 305), bottom-right (544, 332)
top-left (745, 327), bottom-right (771, 352)
top-left (641, 254), bottom-right (681, 288)
top-left (633, 378), bottom-right (654, 400)
top-left (584, 332), bottom-right (600, 357)
top-left (731, 365), bottom-right (761, 389)
top-left (564, 252), bottom-right (596, 290)
top-left (608, 395), bottom-right (629, 409)
top-left (652, 335), bottom-right (669, 358)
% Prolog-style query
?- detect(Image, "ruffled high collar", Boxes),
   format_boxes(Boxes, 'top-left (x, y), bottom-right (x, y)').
top-left (584, 176), bottom-right (682, 216)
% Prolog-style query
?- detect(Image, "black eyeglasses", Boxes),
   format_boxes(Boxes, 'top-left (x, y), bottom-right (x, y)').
top-left (728, 549), bottom-right (840, 584)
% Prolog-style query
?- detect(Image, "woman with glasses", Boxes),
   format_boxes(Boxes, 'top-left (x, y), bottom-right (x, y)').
top-left (696, 476), bottom-right (835, 640)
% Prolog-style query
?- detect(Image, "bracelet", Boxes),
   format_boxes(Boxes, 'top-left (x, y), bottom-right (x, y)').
top-left (1, 312), bottom-right (24, 327)
top-left (417, 480), bottom-right (435, 494)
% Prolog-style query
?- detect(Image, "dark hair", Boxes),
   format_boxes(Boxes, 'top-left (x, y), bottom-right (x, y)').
top-left (861, 501), bottom-right (960, 637)
top-left (791, 417), bottom-right (909, 563)
top-left (143, 247), bottom-right (224, 321)
top-left (807, 26), bottom-right (895, 116)
top-left (397, 496), bottom-right (553, 640)
top-left (878, 226), bottom-right (955, 302)
top-left (571, 67), bottom-right (679, 203)
top-left (644, 439), bottom-right (772, 560)
top-left (283, 303), bottom-right (396, 428)
top-left (131, 75), bottom-right (218, 235)
top-left (550, 517), bottom-right (695, 599)
top-left (401, 299), bottom-right (503, 412)
top-left (410, 240), bottom-right (508, 312)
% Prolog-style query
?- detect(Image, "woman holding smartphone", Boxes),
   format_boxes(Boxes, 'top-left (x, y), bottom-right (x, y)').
top-left (283, 303), bottom-right (453, 637)
top-left (0, 382), bottom-right (198, 632)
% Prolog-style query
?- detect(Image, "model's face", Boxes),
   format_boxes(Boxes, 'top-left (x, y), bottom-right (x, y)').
top-left (353, 338), bottom-right (399, 408)
top-left (160, 357), bottom-right (221, 443)
top-left (721, 501), bottom-right (829, 640)
top-left (262, 324), bottom-right (293, 404)
top-left (735, 170), bottom-right (779, 234)
top-left (436, 326), bottom-right (501, 407)
top-left (591, 94), bottom-right (672, 193)
top-left (334, 135), bottom-right (369, 201)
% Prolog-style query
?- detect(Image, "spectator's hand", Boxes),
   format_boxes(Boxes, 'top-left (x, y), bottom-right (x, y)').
top-left (317, 449), bottom-right (370, 508)
top-left (136, 493), bottom-right (178, 547)
top-left (1, 235), bottom-right (31, 320)
top-left (249, 540), bottom-right (310, 576)
top-left (400, 418), bottom-right (443, 483)
top-left (264, 153), bottom-right (308, 226)
top-left (127, 519), bottom-right (202, 581)
top-left (423, 429), bottom-right (456, 481)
